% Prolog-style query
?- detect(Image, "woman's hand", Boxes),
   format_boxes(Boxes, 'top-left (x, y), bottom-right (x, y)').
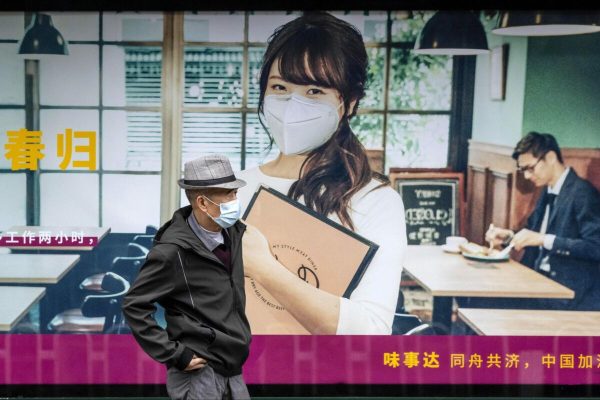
top-left (242, 222), bottom-right (277, 281)
top-left (240, 220), bottom-right (340, 334)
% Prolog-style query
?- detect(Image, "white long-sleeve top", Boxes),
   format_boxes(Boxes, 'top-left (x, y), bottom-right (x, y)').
top-left (237, 167), bottom-right (407, 334)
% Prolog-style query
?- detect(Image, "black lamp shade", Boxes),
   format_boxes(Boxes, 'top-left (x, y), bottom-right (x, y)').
top-left (18, 13), bottom-right (69, 55)
top-left (492, 11), bottom-right (600, 36)
top-left (414, 11), bottom-right (489, 55)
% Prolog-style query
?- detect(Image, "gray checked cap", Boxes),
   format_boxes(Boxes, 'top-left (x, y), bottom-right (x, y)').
top-left (178, 154), bottom-right (246, 190)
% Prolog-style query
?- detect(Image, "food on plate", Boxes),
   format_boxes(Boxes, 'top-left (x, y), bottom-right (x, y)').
top-left (458, 242), bottom-right (498, 256)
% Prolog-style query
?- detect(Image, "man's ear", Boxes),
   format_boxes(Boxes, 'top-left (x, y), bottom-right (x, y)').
top-left (545, 150), bottom-right (558, 165)
top-left (195, 195), bottom-right (208, 212)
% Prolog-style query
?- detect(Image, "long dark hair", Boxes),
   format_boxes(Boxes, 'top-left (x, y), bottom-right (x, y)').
top-left (258, 12), bottom-right (380, 230)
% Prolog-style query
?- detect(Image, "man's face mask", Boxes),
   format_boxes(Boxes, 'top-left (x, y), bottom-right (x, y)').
top-left (263, 93), bottom-right (343, 155)
top-left (202, 195), bottom-right (241, 229)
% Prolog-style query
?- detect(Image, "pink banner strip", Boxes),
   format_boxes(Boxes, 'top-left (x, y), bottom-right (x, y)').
top-left (0, 237), bottom-right (98, 247)
top-left (1, 335), bottom-right (600, 385)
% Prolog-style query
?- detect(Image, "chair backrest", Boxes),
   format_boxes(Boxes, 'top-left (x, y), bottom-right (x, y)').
top-left (127, 242), bottom-right (149, 257)
top-left (145, 225), bottom-right (158, 235)
top-left (111, 255), bottom-right (146, 284)
top-left (395, 290), bottom-right (406, 314)
top-left (81, 272), bottom-right (130, 333)
top-left (392, 313), bottom-right (423, 334)
top-left (404, 323), bottom-right (436, 335)
top-left (132, 235), bottom-right (155, 251)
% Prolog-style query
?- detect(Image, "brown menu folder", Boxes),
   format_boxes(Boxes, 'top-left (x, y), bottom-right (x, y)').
top-left (242, 185), bottom-right (379, 334)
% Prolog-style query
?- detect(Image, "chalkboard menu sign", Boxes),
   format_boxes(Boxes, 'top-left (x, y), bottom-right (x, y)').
top-left (389, 170), bottom-right (464, 245)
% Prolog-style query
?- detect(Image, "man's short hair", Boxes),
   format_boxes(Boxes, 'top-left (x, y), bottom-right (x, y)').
top-left (185, 189), bottom-right (203, 206)
top-left (512, 131), bottom-right (564, 164)
top-left (185, 188), bottom-right (230, 206)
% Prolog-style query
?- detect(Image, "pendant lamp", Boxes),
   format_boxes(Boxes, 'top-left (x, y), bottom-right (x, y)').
top-left (18, 13), bottom-right (69, 56)
top-left (492, 11), bottom-right (600, 36)
top-left (414, 11), bottom-right (489, 56)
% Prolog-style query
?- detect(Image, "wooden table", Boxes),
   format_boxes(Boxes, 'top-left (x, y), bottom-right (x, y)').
top-left (458, 308), bottom-right (600, 336)
top-left (2, 226), bottom-right (110, 251)
top-left (403, 245), bottom-right (575, 333)
top-left (0, 286), bottom-right (46, 331)
top-left (1, 226), bottom-right (110, 332)
top-left (0, 254), bottom-right (80, 284)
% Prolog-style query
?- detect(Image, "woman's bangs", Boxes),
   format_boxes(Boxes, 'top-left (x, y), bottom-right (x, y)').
top-left (277, 36), bottom-right (342, 89)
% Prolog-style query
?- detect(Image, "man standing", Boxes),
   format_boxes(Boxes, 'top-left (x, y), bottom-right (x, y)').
top-left (123, 154), bottom-right (251, 399)
top-left (487, 132), bottom-right (600, 310)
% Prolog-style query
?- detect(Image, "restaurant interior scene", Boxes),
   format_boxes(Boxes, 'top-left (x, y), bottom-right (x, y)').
top-left (0, 10), bottom-right (599, 337)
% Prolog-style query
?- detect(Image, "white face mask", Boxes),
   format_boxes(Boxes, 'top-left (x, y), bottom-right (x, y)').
top-left (263, 93), bottom-right (342, 155)
top-left (202, 196), bottom-right (241, 229)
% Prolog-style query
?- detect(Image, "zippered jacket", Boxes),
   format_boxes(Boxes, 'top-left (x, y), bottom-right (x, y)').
top-left (122, 206), bottom-right (251, 376)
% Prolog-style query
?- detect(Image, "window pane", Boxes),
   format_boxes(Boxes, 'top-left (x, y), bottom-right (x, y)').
top-left (331, 11), bottom-right (388, 42)
top-left (0, 12), bottom-right (24, 40)
top-left (391, 11), bottom-right (435, 42)
top-left (103, 111), bottom-right (161, 171)
top-left (248, 12), bottom-right (300, 43)
top-left (184, 12), bottom-right (244, 42)
top-left (0, 173), bottom-right (26, 229)
top-left (350, 113), bottom-right (383, 149)
top-left (40, 45), bottom-right (99, 106)
top-left (245, 113), bottom-right (278, 170)
top-left (40, 173), bottom-right (99, 226)
top-left (385, 114), bottom-right (449, 170)
top-left (0, 110), bottom-right (26, 170)
top-left (102, 174), bottom-right (160, 233)
top-left (184, 47), bottom-right (243, 107)
top-left (40, 109), bottom-right (99, 170)
top-left (182, 112), bottom-right (242, 169)
top-left (247, 47), bottom-right (264, 108)
top-left (103, 45), bottom-right (162, 106)
top-left (363, 47), bottom-right (385, 110)
top-left (102, 12), bottom-right (163, 42)
top-left (0, 44), bottom-right (25, 104)
top-left (48, 12), bottom-right (99, 41)
top-left (389, 48), bottom-right (452, 111)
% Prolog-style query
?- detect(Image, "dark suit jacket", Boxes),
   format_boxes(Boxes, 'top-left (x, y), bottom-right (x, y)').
top-left (521, 169), bottom-right (600, 310)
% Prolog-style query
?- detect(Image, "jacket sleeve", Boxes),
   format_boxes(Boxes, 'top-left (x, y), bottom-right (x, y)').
top-left (549, 185), bottom-right (600, 263)
top-left (122, 246), bottom-right (194, 370)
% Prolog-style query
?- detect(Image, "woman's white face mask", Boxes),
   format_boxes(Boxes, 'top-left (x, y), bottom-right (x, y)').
top-left (263, 93), bottom-right (343, 155)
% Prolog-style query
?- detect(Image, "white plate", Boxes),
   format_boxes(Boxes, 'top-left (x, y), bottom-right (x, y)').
top-left (462, 251), bottom-right (509, 262)
top-left (441, 244), bottom-right (461, 254)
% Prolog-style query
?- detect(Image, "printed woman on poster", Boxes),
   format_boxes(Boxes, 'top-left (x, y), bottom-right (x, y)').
top-left (238, 12), bottom-right (407, 335)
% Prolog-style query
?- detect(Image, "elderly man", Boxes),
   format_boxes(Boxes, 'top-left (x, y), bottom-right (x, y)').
top-left (486, 132), bottom-right (600, 310)
top-left (123, 154), bottom-right (251, 399)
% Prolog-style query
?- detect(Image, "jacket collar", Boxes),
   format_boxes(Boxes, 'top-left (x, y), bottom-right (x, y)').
top-left (547, 168), bottom-right (577, 227)
top-left (155, 206), bottom-right (246, 264)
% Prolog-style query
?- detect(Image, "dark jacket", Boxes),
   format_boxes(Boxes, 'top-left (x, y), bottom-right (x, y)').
top-left (521, 169), bottom-right (600, 310)
top-left (122, 206), bottom-right (251, 376)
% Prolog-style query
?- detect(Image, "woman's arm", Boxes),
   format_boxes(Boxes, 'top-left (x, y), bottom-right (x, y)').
top-left (242, 185), bottom-right (407, 335)
top-left (336, 187), bottom-right (406, 334)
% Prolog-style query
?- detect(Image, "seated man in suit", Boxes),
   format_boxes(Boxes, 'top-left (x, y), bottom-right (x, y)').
top-left (486, 132), bottom-right (600, 310)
